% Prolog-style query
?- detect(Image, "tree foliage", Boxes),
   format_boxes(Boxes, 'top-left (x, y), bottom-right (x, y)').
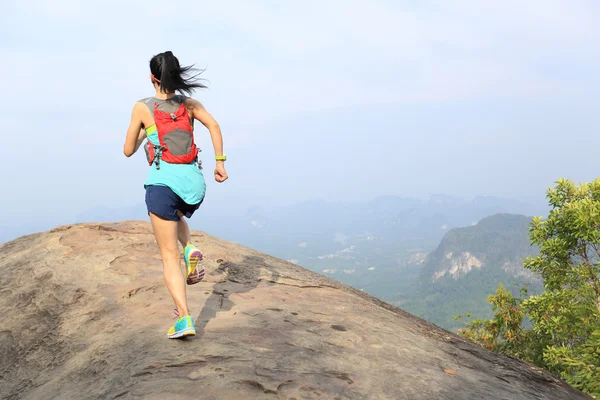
top-left (458, 178), bottom-right (600, 398)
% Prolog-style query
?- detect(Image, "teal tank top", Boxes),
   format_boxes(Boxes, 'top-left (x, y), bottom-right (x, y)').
top-left (140, 96), bottom-right (206, 205)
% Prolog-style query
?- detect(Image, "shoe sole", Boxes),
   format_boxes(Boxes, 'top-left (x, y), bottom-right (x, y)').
top-left (186, 250), bottom-right (205, 285)
top-left (167, 327), bottom-right (196, 339)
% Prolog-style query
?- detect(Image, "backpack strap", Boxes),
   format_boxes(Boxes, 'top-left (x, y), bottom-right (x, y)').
top-left (139, 95), bottom-right (187, 119)
top-left (139, 97), bottom-right (157, 119)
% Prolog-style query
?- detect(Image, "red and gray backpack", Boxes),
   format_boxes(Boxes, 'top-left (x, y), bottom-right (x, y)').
top-left (141, 95), bottom-right (199, 169)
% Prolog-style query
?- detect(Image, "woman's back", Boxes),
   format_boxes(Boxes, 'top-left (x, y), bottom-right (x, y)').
top-left (121, 50), bottom-right (228, 340)
top-left (138, 95), bottom-right (206, 206)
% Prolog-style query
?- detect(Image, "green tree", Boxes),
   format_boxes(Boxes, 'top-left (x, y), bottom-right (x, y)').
top-left (456, 283), bottom-right (532, 359)
top-left (458, 178), bottom-right (600, 398)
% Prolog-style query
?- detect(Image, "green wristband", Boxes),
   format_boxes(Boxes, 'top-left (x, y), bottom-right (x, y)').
top-left (215, 155), bottom-right (227, 161)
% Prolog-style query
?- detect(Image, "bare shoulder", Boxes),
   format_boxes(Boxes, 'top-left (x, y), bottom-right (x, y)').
top-left (132, 101), bottom-right (147, 114)
top-left (131, 101), bottom-right (154, 128)
top-left (184, 97), bottom-right (205, 111)
top-left (184, 97), bottom-right (218, 126)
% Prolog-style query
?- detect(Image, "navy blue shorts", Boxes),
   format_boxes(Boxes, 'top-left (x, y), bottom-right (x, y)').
top-left (145, 185), bottom-right (202, 221)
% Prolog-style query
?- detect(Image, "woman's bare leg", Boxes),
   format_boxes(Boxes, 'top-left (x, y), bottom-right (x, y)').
top-left (177, 211), bottom-right (192, 248)
top-left (177, 211), bottom-right (204, 286)
top-left (149, 212), bottom-right (189, 318)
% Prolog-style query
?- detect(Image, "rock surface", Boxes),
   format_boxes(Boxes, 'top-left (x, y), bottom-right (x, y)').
top-left (0, 221), bottom-right (591, 400)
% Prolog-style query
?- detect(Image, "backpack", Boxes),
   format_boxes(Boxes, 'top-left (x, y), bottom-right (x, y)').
top-left (142, 96), bottom-right (199, 169)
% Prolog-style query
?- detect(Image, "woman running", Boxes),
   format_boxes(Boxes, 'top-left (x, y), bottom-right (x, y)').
top-left (123, 51), bottom-right (228, 339)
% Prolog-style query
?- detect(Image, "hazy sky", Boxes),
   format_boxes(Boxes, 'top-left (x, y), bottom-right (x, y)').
top-left (2, 1), bottom-right (599, 230)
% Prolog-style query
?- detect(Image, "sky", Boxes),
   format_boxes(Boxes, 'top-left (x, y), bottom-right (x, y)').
top-left (1, 0), bottom-right (599, 235)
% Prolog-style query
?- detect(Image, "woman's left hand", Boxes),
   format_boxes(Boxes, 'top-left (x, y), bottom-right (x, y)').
top-left (214, 164), bottom-right (228, 183)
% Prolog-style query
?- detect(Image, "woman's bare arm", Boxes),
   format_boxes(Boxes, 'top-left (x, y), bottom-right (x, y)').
top-left (187, 98), bottom-right (228, 182)
top-left (123, 103), bottom-right (146, 157)
top-left (133, 128), bottom-right (147, 153)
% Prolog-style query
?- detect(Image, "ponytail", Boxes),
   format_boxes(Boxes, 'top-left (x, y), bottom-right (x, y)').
top-left (149, 51), bottom-right (207, 96)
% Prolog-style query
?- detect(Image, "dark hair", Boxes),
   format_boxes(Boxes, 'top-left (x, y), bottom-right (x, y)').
top-left (149, 51), bottom-right (207, 96)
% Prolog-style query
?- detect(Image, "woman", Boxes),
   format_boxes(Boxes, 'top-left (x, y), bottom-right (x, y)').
top-left (123, 51), bottom-right (228, 339)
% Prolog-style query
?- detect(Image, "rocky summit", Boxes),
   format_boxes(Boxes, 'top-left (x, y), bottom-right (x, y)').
top-left (0, 222), bottom-right (591, 400)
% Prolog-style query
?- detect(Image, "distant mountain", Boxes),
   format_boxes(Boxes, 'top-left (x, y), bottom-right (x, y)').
top-left (394, 214), bottom-right (542, 331)
top-left (201, 194), bottom-right (545, 262)
top-left (420, 213), bottom-right (539, 282)
top-left (71, 194), bottom-right (545, 275)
